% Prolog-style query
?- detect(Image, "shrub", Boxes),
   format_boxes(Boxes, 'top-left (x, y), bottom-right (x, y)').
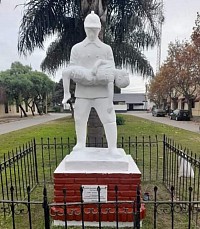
top-left (52, 106), bottom-right (61, 112)
top-left (116, 115), bottom-right (125, 125)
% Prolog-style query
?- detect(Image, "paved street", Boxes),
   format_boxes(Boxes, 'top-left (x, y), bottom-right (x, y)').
top-left (0, 111), bottom-right (200, 135)
top-left (0, 113), bottom-right (69, 135)
top-left (127, 111), bottom-right (200, 133)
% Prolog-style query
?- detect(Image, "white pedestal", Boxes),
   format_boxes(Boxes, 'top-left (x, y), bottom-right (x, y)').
top-left (54, 147), bottom-right (141, 173)
top-left (52, 148), bottom-right (144, 225)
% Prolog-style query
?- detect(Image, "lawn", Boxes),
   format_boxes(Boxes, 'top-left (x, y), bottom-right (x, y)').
top-left (0, 114), bottom-right (200, 156)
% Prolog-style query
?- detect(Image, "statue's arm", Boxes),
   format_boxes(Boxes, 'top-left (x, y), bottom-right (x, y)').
top-left (62, 69), bottom-right (71, 104)
top-left (62, 46), bottom-right (78, 104)
top-left (92, 46), bottom-right (115, 85)
top-left (68, 45), bottom-right (94, 85)
top-left (107, 46), bottom-right (115, 65)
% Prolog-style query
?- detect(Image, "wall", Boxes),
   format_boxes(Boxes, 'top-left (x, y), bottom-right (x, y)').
top-left (114, 104), bottom-right (127, 112)
top-left (0, 102), bottom-right (36, 118)
top-left (192, 101), bottom-right (200, 116)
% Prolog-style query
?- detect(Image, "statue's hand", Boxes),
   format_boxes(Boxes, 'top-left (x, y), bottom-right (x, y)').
top-left (107, 107), bottom-right (113, 113)
top-left (62, 93), bottom-right (71, 104)
top-left (107, 101), bottom-right (114, 113)
top-left (92, 59), bottom-right (104, 75)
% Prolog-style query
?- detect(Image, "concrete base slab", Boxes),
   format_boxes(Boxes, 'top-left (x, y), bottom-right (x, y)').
top-left (53, 220), bottom-right (143, 227)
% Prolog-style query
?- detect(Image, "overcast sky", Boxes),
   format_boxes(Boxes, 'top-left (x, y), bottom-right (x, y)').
top-left (0, 0), bottom-right (199, 93)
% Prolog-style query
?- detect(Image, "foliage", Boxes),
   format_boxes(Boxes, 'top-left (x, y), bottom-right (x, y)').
top-left (18, 0), bottom-right (164, 77)
top-left (148, 62), bottom-right (180, 109)
top-left (191, 12), bottom-right (200, 48)
top-left (116, 114), bottom-right (125, 125)
top-left (148, 13), bottom-right (200, 116)
top-left (0, 62), bottom-right (55, 116)
top-left (52, 79), bottom-right (64, 106)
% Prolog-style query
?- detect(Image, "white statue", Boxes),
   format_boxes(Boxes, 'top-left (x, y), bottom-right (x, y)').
top-left (62, 11), bottom-right (129, 155)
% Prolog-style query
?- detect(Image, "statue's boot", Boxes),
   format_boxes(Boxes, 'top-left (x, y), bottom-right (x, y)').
top-left (73, 120), bottom-right (87, 151)
top-left (104, 122), bottom-right (122, 156)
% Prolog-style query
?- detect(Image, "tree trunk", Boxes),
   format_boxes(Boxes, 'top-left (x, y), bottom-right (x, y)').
top-left (29, 105), bottom-right (35, 116)
top-left (35, 101), bottom-right (42, 115)
top-left (87, 108), bottom-right (105, 147)
top-left (187, 99), bottom-right (193, 118)
top-left (28, 101), bottom-right (35, 116)
top-left (19, 104), bottom-right (27, 117)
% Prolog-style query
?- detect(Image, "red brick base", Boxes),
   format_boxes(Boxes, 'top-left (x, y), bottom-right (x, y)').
top-left (51, 172), bottom-right (146, 222)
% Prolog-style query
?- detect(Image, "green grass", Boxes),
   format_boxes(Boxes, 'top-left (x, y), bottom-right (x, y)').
top-left (0, 114), bottom-right (200, 156)
top-left (0, 117), bottom-right (75, 156)
top-left (117, 114), bottom-right (200, 154)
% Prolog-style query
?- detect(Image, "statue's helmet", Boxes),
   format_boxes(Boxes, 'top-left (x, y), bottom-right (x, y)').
top-left (84, 11), bottom-right (101, 29)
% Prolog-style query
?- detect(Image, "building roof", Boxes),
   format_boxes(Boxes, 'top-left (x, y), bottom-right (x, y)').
top-left (113, 93), bottom-right (146, 104)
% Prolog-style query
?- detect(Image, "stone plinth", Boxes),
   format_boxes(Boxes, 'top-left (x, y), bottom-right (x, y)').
top-left (64, 147), bottom-right (129, 172)
top-left (51, 148), bottom-right (145, 226)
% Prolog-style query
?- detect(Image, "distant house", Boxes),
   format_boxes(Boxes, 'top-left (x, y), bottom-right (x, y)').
top-left (113, 93), bottom-right (147, 112)
top-left (0, 87), bottom-right (37, 117)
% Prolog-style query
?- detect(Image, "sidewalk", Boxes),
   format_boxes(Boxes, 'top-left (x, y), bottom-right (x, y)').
top-left (127, 111), bottom-right (200, 133)
top-left (1, 111), bottom-right (200, 135)
top-left (0, 113), bottom-right (69, 135)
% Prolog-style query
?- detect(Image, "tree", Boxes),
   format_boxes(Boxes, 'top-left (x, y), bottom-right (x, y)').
top-left (18, 0), bottom-right (163, 76)
top-left (148, 61), bottom-right (180, 110)
top-left (149, 13), bottom-right (200, 116)
top-left (18, 0), bottom-right (163, 141)
top-left (167, 41), bottom-right (200, 116)
top-left (151, 40), bottom-right (200, 117)
top-left (191, 13), bottom-right (200, 48)
top-left (148, 74), bottom-right (167, 108)
top-left (191, 12), bottom-right (200, 96)
top-left (27, 71), bottom-right (55, 115)
top-left (0, 62), bottom-right (54, 117)
top-left (0, 62), bottom-right (33, 117)
top-left (52, 79), bottom-right (64, 106)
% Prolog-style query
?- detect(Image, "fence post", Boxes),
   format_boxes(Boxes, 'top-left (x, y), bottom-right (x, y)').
top-left (154, 186), bottom-right (158, 229)
top-left (115, 185), bottom-right (119, 229)
top-left (135, 185), bottom-right (141, 229)
top-left (171, 186), bottom-right (174, 229)
top-left (163, 135), bottom-right (166, 183)
top-left (188, 187), bottom-right (192, 229)
top-left (80, 186), bottom-right (85, 229)
top-left (43, 186), bottom-right (50, 229)
top-left (33, 138), bottom-right (39, 184)
top-left (10, 186), bottom-right (15, 229)
top-left (63, 188), bottom-right (67, 229)
top-left (97, 186), bottom-right (102, 229)
top-left (27, 186), bottom-right (32, 229)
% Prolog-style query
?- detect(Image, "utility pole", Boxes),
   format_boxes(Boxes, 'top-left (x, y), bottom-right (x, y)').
top-left (156, 0), bottom-right (164, 74)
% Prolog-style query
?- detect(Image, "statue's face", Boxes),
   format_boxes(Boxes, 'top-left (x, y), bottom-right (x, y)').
top-left (85, 28), bottom-right (100, 41)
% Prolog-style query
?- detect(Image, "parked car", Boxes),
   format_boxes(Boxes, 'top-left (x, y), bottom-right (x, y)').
top-left (152, 108), bottom-right (166, 117)
top-left (169, 109), bottom-right (190, 121)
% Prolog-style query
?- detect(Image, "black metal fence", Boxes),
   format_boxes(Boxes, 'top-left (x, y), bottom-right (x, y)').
top-left (0, 135), bottom-right (200, 228)
top-left (0, 140), bottom-right (38, 201)
top-left (163, 136), bottom-right (200, 202)
top-left (1, 184), bottom-right (199, 229)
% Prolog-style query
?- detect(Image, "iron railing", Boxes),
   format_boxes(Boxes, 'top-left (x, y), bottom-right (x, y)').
top-left (0, 185), bottom-right (199, 229)
top-left (163, 136), bottom-right (200, 202)
top-left (0, 136), bottom-right (200, 228)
